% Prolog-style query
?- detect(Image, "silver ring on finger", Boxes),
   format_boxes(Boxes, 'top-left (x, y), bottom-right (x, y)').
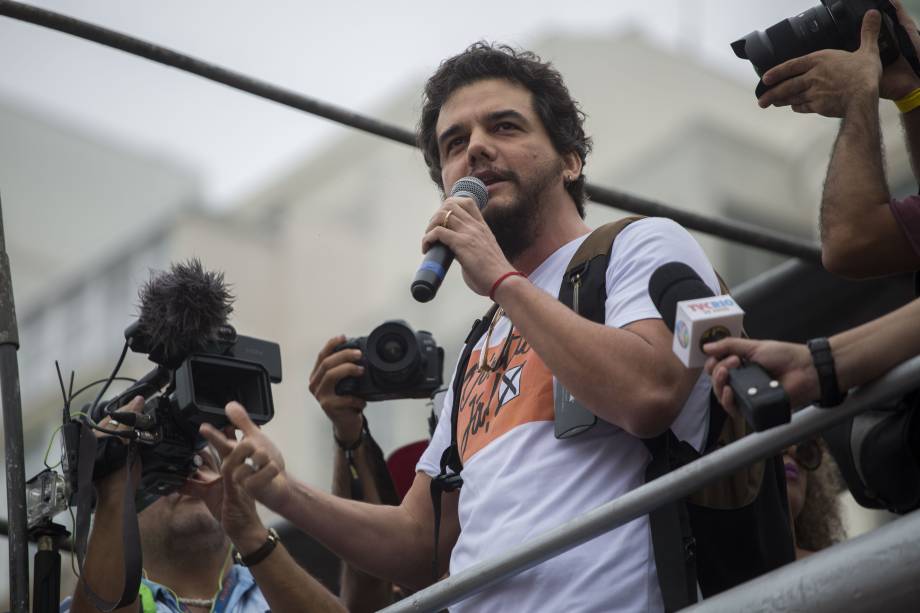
top-left (244, 457), bottom-right (261, 472)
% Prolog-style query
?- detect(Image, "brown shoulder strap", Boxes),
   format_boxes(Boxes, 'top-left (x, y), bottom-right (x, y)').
top-left (564, 216), bottom-right (646, 278)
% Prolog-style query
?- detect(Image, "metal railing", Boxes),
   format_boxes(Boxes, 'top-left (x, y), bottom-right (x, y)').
top-left (381, 354), bottom-right (920, 612)
top-left (0, 0), bottom-right (821, 262)
top-left (683, 508), bottom-right (920, 613)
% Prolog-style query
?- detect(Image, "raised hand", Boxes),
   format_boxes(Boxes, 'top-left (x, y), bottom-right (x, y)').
top-left (200, 402), bottom-right (292, 513)
top-left (308, 335), bottom-right (366, 444)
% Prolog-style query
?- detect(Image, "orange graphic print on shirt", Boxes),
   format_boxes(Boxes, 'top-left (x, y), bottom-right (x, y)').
top-left (457, 326), bottom-right (554, 463)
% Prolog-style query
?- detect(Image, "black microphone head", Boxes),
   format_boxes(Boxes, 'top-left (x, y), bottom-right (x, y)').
top-left (450, 176), bottom-right (489, 210)
top-left (649, 262), bottom-right (715, 332)
top-left (130, 258), bottom-right (234, 366)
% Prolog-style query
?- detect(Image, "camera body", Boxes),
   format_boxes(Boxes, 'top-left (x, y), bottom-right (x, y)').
top-left (335, 320), bottom-right (444, 402)
top-left (134, 328), bottom-right (281, 509)
top-left (80, 324), bottom-right (282, 511)
top-left (732, 0), bottom-right (903, 96)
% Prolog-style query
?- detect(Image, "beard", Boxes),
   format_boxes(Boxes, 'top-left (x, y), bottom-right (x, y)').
top-left (139, 495), bottom-right (227, 561)
top-left (482, 158), bottom-right (564, 262)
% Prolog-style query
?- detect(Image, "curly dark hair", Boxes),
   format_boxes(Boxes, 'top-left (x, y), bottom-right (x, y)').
top-left (417, 42), bottom-right (593, 218)
top-left (795, 440), bottom-right (846, 552)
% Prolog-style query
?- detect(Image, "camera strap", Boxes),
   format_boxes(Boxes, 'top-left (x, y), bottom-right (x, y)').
top-left (429, 305), bottom-right (497, 582)
top-left (73, 421), bottom-right (144, 610)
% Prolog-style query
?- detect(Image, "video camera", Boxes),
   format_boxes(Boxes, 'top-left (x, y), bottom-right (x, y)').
top-left (25, 260), bottom-right (282, 526)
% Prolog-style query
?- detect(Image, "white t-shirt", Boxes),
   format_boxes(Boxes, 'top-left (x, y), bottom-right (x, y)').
top-left (417, 217), bottom-right (720, 613)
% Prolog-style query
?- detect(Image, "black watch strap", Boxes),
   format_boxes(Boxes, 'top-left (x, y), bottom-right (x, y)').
top-left (807, 337), bottom-right (846, 407)
top-left (234, 527), bottom-right (280, 567)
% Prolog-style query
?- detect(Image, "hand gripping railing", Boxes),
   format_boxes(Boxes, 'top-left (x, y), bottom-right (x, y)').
top-left (380, 354), bottom-right (920, 612)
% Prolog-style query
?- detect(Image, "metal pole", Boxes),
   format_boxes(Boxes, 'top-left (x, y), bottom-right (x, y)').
top-left (0, 194), bottom-right (28, 611)
top-left (381, 354), bottom-right (920, 612)
top-left (0, 0), bottom-right (822, 261)
top-left (683, 509), bottom-right (920, 613)
top-left (585, 185), bottom-right (821, 263)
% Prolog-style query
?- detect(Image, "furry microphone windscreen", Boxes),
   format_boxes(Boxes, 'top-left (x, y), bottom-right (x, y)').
top-left (136, 258), bottom-right (235, 364)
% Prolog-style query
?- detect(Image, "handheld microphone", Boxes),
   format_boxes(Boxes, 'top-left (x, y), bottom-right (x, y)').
top-left (411, 176), bottom-right (489, 303)
top-left (649, 262), bottom-right (790, 432)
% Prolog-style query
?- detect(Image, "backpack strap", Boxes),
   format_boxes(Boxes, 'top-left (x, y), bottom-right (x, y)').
top-left (555, 217), bottom-right (645, 438)
top-left (555, 216), bottom-right (713, 610)
top-left (429, 304), bottom-right (498, 582)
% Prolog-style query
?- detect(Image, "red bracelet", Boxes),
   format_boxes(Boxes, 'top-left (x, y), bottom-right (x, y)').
top-left (489, 270), bottom-right (526, 301)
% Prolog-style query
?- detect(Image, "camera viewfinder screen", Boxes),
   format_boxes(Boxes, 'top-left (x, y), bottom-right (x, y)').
top-left (190, 359), bottom-right (270, 420)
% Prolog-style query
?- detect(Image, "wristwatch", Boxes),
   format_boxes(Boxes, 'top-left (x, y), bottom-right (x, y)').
top-left (233, 527), bottom-right (280, 567)
top-left (806, 337), bottom-right (846, 407)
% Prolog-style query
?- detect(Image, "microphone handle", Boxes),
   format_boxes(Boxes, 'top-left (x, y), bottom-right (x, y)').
top-left (726, 362), bottom-right (791, 432)
top-left (411, 243), bottom-right (455, 303)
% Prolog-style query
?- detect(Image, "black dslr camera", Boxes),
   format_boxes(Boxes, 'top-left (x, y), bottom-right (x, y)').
top-left (334, 320), bottom-right (443, 401)
top-left (732, 0), bottom-right (910, 97)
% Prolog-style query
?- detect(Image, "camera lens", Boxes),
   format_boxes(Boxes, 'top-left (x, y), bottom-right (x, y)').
top-left (733, 4), bottom-right (840, 76)
top-left (378, 333), bottom-right (408, 363)
top-left (366, 320), bottom-right (421, 386)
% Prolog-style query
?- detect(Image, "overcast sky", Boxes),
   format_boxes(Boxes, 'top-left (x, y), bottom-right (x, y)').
top-left (0, 0), bottom-right (813, 206)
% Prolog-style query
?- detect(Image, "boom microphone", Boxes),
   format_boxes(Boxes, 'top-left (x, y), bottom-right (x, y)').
top-left (649, 262), bottom-right (790, 432)
top-left (411, 176), bottom-right (489, 303)
top-left (126, 258), bottom-right (235, 367)
top-left (90, 259), bottom-right (236, 423)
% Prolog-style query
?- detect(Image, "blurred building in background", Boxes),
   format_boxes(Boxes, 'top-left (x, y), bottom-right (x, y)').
top-left (2, 29), bottom-right (913, 599)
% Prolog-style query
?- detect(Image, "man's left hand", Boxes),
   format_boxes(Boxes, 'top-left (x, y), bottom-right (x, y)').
top-left (757, 10), bottom-right (884, 117)
top-left (421, 194), bottom-right (515, 296)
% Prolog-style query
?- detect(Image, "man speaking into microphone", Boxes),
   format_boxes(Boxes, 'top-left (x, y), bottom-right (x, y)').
top-left (209, 43), bottom-right (722, 612)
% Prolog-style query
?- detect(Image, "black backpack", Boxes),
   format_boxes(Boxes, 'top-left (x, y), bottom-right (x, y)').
top-left (431, 218), bottom-right (795, 610)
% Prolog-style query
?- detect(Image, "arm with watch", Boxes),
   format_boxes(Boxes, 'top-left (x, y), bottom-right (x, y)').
top-left (312, 335), bottom-right (403, 611)
top-left (703, 296), bottom-right (920, 414)
top-left (200, 416), bottom-right (347, 613)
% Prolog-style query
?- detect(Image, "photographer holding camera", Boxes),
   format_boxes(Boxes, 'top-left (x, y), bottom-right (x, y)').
top-left (755, 0), bottom-right (920, 277)
top-left (63, 397), bottom-right (344, 613)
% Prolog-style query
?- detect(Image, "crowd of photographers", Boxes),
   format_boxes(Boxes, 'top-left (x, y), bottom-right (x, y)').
top-left (63, 1), bottom-right (920, 612)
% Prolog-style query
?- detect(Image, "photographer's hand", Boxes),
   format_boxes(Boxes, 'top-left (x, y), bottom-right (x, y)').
top-left (200, 402), bottom-right (292, 513)
top-left (92, 396), bottom-right (144, 504)
top-left (880, 0), bottom-right (920, 100)
top-left (308, 336), bottom-right (366, 445)
top-left (703, 338), bottom-right (819, 414)
top-left (70, 396), bottom-right (145, 613)
top-left (758, 10), bottom-right (884, 117)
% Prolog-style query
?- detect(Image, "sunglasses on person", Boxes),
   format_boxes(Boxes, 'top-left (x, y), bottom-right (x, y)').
top-left (787, 439), bottom-right (822, 471)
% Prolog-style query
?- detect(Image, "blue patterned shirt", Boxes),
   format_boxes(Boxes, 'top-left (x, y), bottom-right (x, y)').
top-left (61, 564), bottom-right (270, 612)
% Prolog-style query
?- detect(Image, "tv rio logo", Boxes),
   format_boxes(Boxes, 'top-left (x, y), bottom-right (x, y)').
top-left (676, 320), bottom-right (690, 349)
top-left (687, 297), bottom-right (737, 314)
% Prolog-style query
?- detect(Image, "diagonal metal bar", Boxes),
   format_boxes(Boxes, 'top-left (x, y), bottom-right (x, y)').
top-left (683, 509), bottom-right (920, 613)
top-left (0, 0), bottom-right (821, 261)
top-left (381, 354), bottom-right (920, 612)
